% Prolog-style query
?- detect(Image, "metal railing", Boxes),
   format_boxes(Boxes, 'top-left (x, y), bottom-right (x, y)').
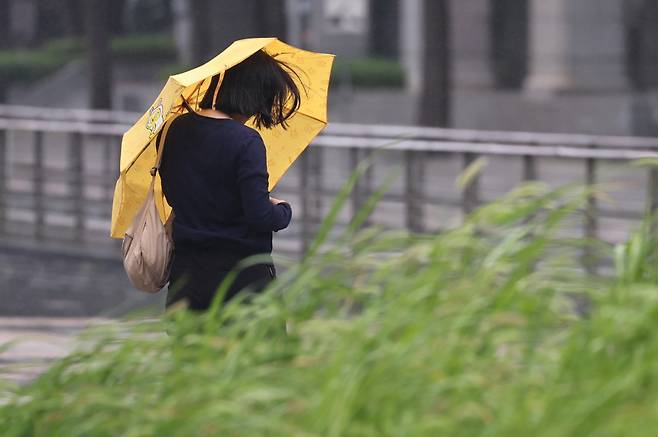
top-left (1, 104), bottom-right (658, 261)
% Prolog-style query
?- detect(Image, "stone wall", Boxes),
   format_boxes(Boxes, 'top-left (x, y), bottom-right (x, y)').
top-left (0, 244), bottom-right (164, 317)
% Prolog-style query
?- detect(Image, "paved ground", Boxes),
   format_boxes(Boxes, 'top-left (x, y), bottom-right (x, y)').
top-left (0, 316), bottom-right (172, 390)
top-left (0, 317), bottom-right (110, 385)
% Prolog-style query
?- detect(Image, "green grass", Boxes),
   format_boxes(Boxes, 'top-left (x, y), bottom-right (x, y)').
top-left (1, 180), bottom-right (658, 436)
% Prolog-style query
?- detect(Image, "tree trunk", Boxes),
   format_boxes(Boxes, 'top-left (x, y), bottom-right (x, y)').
top-left (627, 0), bottom-right (658, 89)
top-left (369, 0), bottom-right (399, 58)
top-left (108, 0), bottom-right (127, 35)
top-left (490, 0), bottom-right (528, 89)
top-left (0, 0), bottom-right (8, 49)
top-left (66, 0), bottom-right (86, 37)
top-left (418, 0), bottom-right (451, 127)
top-left (188, 0), bottom-right (287, 63)
top-left (190, 0), bottom-right (213, 63)
top-left (0, 0), bottom-right (9, 102)
top-left (256, 0), bottom-right (287, 39)
top-left (85, 0), bottom-right (113, 109)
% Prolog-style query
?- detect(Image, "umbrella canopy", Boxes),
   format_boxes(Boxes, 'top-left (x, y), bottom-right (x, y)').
top-left (110, 38), bottom-right (334, 238)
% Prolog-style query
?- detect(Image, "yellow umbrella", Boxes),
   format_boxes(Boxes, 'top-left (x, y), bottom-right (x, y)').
top-left (110, 37), bottom-right (334, 238)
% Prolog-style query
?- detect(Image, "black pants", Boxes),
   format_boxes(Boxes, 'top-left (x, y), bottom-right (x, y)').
top-left (166, 247), bottom-right (276, 311)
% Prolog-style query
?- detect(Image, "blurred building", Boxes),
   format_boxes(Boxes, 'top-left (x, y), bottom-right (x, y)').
top-left (442, 0), bottom-right (658, 136)
top-left (4, 0), bottom-right (658, 136)
top-left (293, 0), bottom-right (658, 136)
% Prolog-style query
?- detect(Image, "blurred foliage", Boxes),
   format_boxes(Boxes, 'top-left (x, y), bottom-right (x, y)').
top-left (0, 49), bottom-right (75, 84)
top-left (332, 57), bottom-right (405, 88)
top-left (3, 177), bottom-right (658, 435)
top-left (123, 0), bottom-right (173, 35)
top-left (615, 213), bottom-right (658, 284)
top-left (2, 37), bottom-right (402, 90)
top-left (111, 33), bottom-right (176, 60)
top-left (42, 38), bottom-right (84, 55)
top-left (158, 63), bottom-right (190, 79)
top-left (0, 33), bottom-right (176, 85)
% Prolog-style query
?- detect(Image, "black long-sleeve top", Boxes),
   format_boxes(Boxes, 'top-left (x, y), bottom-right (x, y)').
top-left (159, 112), bottom-right (292, 256)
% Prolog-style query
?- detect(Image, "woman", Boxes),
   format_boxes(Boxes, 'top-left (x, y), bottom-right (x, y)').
top-left (159, 50), bottom-right (300, 311)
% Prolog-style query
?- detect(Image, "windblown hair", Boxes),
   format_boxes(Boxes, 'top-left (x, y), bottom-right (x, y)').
top-left (199, 50), bottom-right (302, 129)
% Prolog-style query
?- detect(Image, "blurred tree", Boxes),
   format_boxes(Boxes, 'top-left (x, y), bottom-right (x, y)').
top-left (10, 0), bottom-right (38, 47)
top-left (0, 0), bottom-right (8, 102)
top-left (36, 0), bottom-right (118, 41)
top-left (212, 0), bottom-right (261, 45)
top-left (257, 0), bottom-right (287, 38)
top-left (186, 0), bottom-right (288, 64)
top-left (109, 0), bottom-right (127, 35)
top-left (36, 0), bottom-right (70, 42)
top-left (190, 0), bottom-right (213, 63)
top-left (626, 0), bottom-right (658, 90)
top-left (0, 0), bottom-right (8, 49)
top-left (369, 0), bottom-right (399, 59)
top-left (418, 0), bottom-right (450, 127)
top-left (85, 0), bottom-right (113, 109)
top-left (490, 0), bottom-right (528, 89)
top-left (64, 0), bottom-right (86, 37)
top-left (32, 0), bottom-right (91, 40)
top-left (124, 0), bottom-right (171, 34)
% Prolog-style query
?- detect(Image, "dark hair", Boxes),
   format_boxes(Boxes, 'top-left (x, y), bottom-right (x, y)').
top-left (199, 50), bottom-right (302, 129)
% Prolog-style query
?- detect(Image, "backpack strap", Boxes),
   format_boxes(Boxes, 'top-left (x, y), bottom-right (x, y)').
top-left (150, 114), bottom-right (179, 177)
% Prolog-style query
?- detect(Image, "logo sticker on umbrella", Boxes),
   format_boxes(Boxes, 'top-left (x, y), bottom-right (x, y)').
top-left (145, 99), bottom-right (165, 137)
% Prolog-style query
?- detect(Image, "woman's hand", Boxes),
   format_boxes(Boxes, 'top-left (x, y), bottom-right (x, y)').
top-left (269, 196), bottom-right (287, 205)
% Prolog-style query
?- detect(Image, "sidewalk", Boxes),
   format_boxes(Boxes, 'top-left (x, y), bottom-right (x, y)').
top-left (0, 317), bottom-right (110, 385)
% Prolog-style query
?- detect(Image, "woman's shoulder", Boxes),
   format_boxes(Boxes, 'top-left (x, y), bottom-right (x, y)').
top-left (221, 122), bottom-right (264, 149)
top-left (230, 121), bottom-right (261, 138)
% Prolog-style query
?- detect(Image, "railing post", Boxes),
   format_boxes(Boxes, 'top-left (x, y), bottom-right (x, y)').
top-left (646, 168), bottom-right (658, 248)
top-left (70, 132), bottom-right (84, 241)
top-left (350, 147), bottom-right (373, 226)
top-left (405, 150), bottom-right (425, 232)
top-left (311, 147), bottom-right (323, 230)
top-left (462, 152), bottom-right (480, 217)
top-left (523, 154), bottom-right (537, 181)
top-left (300, 149), bottom-right (311, 255)
top-left (647, 168), bottom-right (658, 215)
top-left (104, 136), bottom-right (114, 201)
top-left (0, 129), bottom-right (6, 234)
top-left (299, 146), bottom-right (323, 255)
top-left (583, 157), bottom-right (598, 274)
top-left (34, 131), bottom-right (45, 240)
top-left (350, 147), bottom-right (361, 218)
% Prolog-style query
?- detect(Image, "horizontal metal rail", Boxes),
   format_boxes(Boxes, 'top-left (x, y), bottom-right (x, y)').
top-left (0, 104), bottom-right (139, 124)
top-left (2, 119), bottom-right (658, 161)
top-left (3, 104), bottom-right (658, 149)
top-left (0, 104), bottom-right (657, 267)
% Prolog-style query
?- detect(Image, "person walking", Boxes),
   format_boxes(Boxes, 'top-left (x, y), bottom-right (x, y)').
top-left (159, 50), bottom-right (300, 311)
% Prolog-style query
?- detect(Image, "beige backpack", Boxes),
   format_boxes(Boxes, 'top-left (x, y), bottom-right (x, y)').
top-left (122, 116), bottom-right (177, 293)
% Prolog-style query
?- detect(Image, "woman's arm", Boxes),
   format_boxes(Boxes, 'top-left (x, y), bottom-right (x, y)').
top-left (236, 134), bottom-right (292, 232)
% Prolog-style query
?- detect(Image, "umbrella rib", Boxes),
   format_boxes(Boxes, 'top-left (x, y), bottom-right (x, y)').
top-left (295, 111), bottom-right (328, 126)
